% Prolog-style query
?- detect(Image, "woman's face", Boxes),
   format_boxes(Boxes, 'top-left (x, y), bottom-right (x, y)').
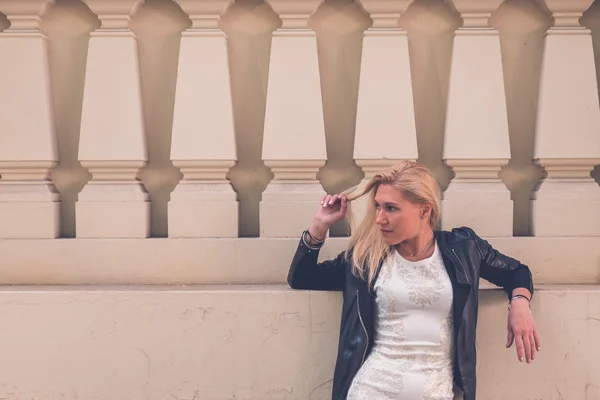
top-left (374, 184), bottom-right (430, 245)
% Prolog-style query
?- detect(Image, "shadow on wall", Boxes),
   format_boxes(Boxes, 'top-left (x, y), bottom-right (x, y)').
top-left (494, 0), bottom-right (550, 236)
top-left (0, 12), bottom-right (8, 31)
top-left (313, 0), bottom-right (368, 237)
top-left (583, 0), bottom-right (600, 188)
top-left (43, 0), bottom-right (98, 238)
top-left (131, 0), bottom-right (188, 238)
top-left (221, 0), bottom-right (279, 238)
top-left (401, 0), bottom-right (459, 193)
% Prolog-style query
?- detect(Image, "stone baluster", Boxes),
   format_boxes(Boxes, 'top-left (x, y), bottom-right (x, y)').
top-left (260, 0), bottom-right (326, 237)
top-left (354, 0), bottom-right (418, 177)
top-left (533, 0), bottom-right (600, 236)
top-left (169, 0), bottom-right (237, 238)
top-left (77, 0), bottom-right (149, 238)
top-left (443, 0), bottom-right (512, 237)
top-left (0, 0), bottom-right (60, 238)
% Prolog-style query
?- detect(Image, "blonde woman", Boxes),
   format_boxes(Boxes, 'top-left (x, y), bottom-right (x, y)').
top-left (287, 161), bottom-right (539, 400)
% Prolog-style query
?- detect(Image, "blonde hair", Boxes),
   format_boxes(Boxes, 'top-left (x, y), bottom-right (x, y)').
top-left (343, 161), bottom-right (441, 286)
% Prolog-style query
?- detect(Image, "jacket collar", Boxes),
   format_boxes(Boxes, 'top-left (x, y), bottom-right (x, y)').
top-left (365, 230), bottom-right (472, 291)
top-left (434, 230), bottom-right (472, 286)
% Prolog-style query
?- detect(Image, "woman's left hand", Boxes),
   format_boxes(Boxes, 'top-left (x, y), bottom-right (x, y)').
top-left (507, 298), bottom-right (540, 363)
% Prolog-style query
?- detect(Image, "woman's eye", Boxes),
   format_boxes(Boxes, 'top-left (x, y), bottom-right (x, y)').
top-left (387, 206), bottom-right (396, 212)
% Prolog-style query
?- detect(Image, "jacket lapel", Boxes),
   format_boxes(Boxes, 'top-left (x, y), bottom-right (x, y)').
top-left (435, 231), bottom-right (472, 333)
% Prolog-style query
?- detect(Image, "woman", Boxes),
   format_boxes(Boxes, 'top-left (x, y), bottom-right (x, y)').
top-left (287, 161), bottom-right (540, 400)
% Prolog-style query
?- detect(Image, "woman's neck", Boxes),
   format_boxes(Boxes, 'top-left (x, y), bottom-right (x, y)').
top-left (396, 229), bottom-right (435, 259)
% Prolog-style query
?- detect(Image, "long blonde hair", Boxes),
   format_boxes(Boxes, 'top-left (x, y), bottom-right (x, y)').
top-left (343, 161), bottom-right (441, 285)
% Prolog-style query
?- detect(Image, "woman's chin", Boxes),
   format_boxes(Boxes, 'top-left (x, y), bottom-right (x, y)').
top-left (379, 232), bottom-right (402, 246)
top-left (380, 234), bottom-right (397, 245)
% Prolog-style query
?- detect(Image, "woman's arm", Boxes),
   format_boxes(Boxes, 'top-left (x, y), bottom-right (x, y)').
top-left (465, 227), bottom-right (540, 364)
top-left (287, 194), bottom-right (349, 291)
top-left (466, 227), bottom-right (534, 299)
top-left (287, 230), bottom-right (347, 291)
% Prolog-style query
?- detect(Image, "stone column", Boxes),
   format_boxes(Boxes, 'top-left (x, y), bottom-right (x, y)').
top-left (533, 0), bottom-right (600, 236)
top-left (260, 0), bottom-right (326, 237)
top-left (354, 0), bottom-right (418, 176)
top-left (77, 0), bottom-right (149, 238)
top-left (169, 0), bottom-right (237, 238)
top-left (443, 0), bottom-right (512, 237)
top-left (0, 0), bottom-right (60, 238)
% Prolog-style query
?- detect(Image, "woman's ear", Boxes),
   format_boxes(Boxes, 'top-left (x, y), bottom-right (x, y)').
top-left (421, 203), bottom-right (432, 219)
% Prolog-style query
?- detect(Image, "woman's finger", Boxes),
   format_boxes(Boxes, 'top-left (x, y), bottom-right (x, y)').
top-left (533, 324), bottom-right (541, 351)
top-left (515, 332), bottom-right (525, 362)
top-left (506, 328), bottom-right (514, 348)
top-left (522, 334), bottom-right (532, 363)
top-left (329, 194), bottom-right (339, 206)
top-left (322, 195), bottom-right (332, 207)
top-left (530, 333), bottom-right (536, 361)
top-left (340, 195), bottom-right (348, 215)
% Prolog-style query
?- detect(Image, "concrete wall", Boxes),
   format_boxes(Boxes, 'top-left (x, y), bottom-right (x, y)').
top-left (0, 287), bottom-right (597, 399)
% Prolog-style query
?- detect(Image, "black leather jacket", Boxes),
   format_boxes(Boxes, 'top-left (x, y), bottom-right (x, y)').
top-left (287, 227), bottom-right (534, 400)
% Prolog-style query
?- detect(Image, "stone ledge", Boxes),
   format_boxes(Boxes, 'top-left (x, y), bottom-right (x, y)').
top-left (0, 237), bottom-right (598, 285)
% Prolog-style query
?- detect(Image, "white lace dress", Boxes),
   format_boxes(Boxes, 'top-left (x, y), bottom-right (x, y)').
top-left (347, 241), bottom-right (455, 400)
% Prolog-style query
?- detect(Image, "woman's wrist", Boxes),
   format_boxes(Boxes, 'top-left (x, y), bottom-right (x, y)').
top-left (308, 220), bottom-right (329, 242)
top-left (508, 294), bottom-right (531, 311)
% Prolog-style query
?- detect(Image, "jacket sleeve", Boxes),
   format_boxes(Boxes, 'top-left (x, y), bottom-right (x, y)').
top-left (466, 228), bottom-right (534, 299)
top-left (287, 235), bottom-right (347, 291)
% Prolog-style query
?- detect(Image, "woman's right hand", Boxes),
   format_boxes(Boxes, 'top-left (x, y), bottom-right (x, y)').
top-left (309, 194), bottom-right (348, 239)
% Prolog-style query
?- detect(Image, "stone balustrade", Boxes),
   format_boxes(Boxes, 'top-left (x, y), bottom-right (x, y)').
top-left (0, 0), bottom-right (597, 240)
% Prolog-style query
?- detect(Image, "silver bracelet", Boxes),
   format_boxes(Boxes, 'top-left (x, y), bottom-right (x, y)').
top-left (508, 294), bottom-right (531, 311)
top-left (302, 230), bottom-right (324, 250)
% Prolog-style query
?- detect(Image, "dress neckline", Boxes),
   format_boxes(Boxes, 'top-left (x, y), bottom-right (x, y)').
top-left (393, 239), bottom-right (439, 265)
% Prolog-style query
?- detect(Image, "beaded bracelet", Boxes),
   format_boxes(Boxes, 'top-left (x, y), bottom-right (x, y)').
top-left (302, 230), bottom-right (325, 250)
top-left (306, 229), bottom-right (325, 243)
